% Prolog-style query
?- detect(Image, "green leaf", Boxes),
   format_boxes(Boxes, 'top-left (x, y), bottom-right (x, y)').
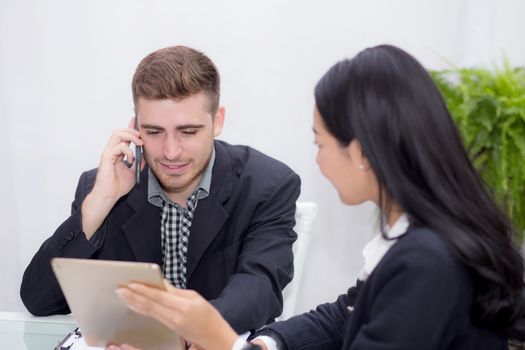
top-left (430, 60), bottom-right (525, 242)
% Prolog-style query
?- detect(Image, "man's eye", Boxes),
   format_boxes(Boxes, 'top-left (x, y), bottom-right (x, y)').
top-left (146, 130), bottom-right (160, 135)
top-left (182, 130), bottom-right (197, 135)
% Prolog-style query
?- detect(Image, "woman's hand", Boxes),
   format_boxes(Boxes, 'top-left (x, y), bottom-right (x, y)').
top-left (115, 280), bottom-right (238, 350)
top-left (106, 337), bottom-right (186, 350)
top-left (106, 344), bottom-right (141, 350)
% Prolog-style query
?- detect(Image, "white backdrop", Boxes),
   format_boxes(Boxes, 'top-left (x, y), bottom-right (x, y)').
top-left (1, 0), bottom-right (524, 315)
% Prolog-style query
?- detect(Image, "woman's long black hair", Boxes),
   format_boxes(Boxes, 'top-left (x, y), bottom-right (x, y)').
top-left (315, 45), bottom-right (525, 337)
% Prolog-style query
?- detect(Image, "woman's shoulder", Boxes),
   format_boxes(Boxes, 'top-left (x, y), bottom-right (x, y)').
top-left (364, 226), bottom-right (476, 314)
top-left (377, 226), bottom-right (469, 284)
top-left (394, 226), bottom-right (454, 261)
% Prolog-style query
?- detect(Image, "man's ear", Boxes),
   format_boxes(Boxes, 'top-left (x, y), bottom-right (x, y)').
top-left (213, 106), bottom-right (225, 137)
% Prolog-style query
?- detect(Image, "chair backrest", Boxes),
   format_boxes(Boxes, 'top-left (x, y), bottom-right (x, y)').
top-left (278, 201), bottom-right (318, 320)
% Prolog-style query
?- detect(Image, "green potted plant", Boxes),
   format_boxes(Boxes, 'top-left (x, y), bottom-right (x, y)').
top-left (430, 62), bottom-right (525, 242)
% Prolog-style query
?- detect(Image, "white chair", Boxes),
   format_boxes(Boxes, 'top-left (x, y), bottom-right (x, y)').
top-left (278, 201), bottom-right (318, 320)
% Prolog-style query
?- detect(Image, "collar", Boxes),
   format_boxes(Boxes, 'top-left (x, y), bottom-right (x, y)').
top-left (147, 146), bottom-right (216, 207)
top-left (358, 213), bottom-right (410, 281)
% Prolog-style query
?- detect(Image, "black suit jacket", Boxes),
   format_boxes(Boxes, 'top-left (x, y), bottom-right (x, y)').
top-left (21, 140), bottom-right (301, 333)
top-left (257, 227), bottom-right (507, 349)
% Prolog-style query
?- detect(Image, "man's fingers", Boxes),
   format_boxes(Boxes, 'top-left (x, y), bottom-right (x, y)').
top-left (103, 143), bottom-right (135, 166)
top-left (106, 129), bottom-right (142, 149)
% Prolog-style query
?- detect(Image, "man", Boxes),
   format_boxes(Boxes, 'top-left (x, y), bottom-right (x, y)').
top-left (20, 46), bottom-right (300, 333)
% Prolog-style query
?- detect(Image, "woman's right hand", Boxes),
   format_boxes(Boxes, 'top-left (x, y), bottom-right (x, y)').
top-left (115, 280), bottom-right (238, 350)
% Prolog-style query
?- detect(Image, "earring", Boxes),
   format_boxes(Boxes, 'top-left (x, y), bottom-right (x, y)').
top-left (358, 164), bottom-right (365, 171)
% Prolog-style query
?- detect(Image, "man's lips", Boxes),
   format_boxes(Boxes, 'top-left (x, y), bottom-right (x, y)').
top-left (160, 161), bottom-right (191, 174)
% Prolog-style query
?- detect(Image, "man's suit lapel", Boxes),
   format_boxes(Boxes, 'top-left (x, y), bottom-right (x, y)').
top-left (122, 170), bottom-right (162, 265)
top-left (186, 141), bottom-right (237, 281)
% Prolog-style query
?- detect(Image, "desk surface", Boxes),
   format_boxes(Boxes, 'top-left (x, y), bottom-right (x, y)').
top-left (0, 311), bottom-right (76, 349)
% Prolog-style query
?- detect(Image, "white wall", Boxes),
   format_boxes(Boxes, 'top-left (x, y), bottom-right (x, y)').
top-left (1, 0), bottom-right (524, 315)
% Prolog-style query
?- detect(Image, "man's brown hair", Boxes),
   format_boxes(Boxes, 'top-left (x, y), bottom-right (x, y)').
top-left (132, 46), bottom-right (220, 114)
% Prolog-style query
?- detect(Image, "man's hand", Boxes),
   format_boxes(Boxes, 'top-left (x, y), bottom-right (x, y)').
top-left (115, 280), bottom-right (238, 350)
top-left (82, 118), bottom-right (144, 239)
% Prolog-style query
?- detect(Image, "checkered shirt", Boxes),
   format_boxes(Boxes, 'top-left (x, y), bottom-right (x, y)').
top-left (160, 190), bottom-right (203, 288)
top-left (147, 149), bottom-right (215, 288)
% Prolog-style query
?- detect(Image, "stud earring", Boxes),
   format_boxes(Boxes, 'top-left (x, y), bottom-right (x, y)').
top-left (358, 164), bottom-right (365, 171)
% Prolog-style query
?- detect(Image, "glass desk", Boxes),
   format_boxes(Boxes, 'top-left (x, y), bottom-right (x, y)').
top-left (0, 311), bottom-right (76, 349)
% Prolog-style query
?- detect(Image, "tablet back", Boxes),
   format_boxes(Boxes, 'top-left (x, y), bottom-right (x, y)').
top-left (51, 258), bottom-right (181, 350)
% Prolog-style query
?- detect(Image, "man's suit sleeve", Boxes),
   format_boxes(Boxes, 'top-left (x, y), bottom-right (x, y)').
top-left (209, 171), bottom-right (300, 332)
top-left (20, 170), bottom-right (103, 316)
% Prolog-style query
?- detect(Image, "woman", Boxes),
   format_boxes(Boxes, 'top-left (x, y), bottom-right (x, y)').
top-left (109, 45), bottom-right (525, 350)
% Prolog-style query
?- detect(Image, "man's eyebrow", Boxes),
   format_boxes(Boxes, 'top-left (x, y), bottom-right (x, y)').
top-left (176, 124), bottom-right (205, 130)
top-left (312, 127), bottom-right (318, 135)
top-left (140, 124), bottom-right (205, 130)
top-left (141, 124), bottom-right (164, 130)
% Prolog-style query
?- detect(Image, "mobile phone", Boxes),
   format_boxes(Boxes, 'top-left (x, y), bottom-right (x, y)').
top-left (134, 117), bottom-right (142, 185)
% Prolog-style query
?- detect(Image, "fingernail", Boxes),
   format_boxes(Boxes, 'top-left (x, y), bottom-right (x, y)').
top-left (128, 304), bottom-right (140, 313)
top-left (128, 283), bottom-right (139, 290)
top-left (115, 289), bottom-right (125, 299)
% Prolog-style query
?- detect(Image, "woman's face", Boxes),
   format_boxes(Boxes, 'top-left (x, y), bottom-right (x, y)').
top-left (313, 106), bottom-right (378, 205)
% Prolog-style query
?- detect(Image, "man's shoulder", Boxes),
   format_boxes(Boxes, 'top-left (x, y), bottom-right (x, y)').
top-left (82, 168), bottom-right (98, 180)
top-left (215, 140), bottom-right (298, 179)
top-left (76, 168), bottom-right (98, 190)
top-left (68, 168), bottom-right (99, 202)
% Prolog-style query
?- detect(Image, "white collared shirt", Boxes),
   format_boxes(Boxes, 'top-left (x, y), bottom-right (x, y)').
top-left (358, 213), bottom-right (410, 281)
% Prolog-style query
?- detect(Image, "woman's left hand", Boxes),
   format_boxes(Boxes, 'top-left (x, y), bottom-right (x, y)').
top-left (115, 280), bottom-right (238, 350)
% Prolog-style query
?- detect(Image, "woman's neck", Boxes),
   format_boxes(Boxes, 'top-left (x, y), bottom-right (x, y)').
top-left (387, 206), bottom-right (405, 227)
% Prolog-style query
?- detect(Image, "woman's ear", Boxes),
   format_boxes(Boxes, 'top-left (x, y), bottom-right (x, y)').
top-left (347, 139), bottom-right (370, 171)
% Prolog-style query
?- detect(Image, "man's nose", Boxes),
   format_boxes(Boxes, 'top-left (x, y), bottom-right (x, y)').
top-left (163, 137), bottom-right (183, 160)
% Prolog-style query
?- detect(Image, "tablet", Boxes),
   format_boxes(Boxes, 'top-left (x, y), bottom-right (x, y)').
top-left (51, 258), bottom-right (181, 350)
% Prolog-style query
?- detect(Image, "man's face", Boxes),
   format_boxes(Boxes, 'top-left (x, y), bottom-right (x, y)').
top-left (136, 93), bottom-right (224, 202)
